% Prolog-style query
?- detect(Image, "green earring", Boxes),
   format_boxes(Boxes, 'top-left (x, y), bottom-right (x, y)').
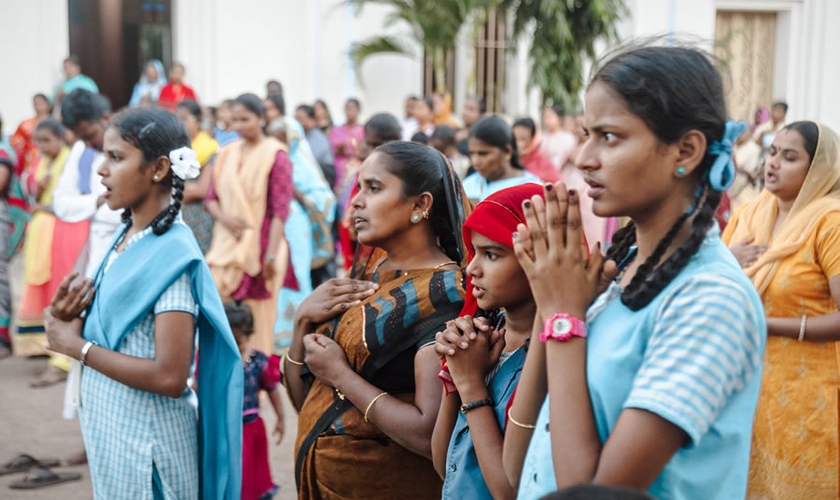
top-left (411, 214), bottom-right (420, 223)
top-left (676, 166), bottom-right (686, 176)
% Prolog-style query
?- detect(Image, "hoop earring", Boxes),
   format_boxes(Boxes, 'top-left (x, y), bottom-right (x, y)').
top-left (422, 210), bottom-right (430, 220)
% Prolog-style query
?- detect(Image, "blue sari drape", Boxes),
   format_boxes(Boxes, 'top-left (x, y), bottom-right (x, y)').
top-left (274, 118), bottom-right (335, 349)
top-left (84, 223), bottom-right (243, 500)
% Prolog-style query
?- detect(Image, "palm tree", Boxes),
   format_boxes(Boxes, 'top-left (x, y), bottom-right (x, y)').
top-left (349, 0), bottom-right (498, 92)
top-left (350, 0), bottom-right (626, 112)
top-left (503, 0), bottom-right (626, 111)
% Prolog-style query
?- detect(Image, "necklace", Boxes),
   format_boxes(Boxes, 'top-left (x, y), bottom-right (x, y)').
top-left (614, 246), bottom-right (638, 283)
top-left (373, 257), bottom-right (457, 276)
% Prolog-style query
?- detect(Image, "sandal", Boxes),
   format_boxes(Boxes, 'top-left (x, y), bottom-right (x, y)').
top-left (29, 365), bottom-right (68, 388)
top-left (0, 455), bottom-right (61, 476)
top-left (9, 467), bottom-right (81, 489)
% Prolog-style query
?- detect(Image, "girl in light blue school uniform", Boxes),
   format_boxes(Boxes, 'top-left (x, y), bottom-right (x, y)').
top-left (45, 108), bottom-right (242, 500)
top-left (504, 45), bottom-right (766, 500)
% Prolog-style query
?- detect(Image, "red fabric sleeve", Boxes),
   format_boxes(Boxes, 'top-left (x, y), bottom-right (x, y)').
top-left (265, 150), bottom-right (294, 222)
top-left (260, 354), bottom-right (282, 390)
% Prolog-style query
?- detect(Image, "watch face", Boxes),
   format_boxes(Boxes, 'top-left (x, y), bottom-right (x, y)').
top-left (552, 317), bottom-right (572, 335)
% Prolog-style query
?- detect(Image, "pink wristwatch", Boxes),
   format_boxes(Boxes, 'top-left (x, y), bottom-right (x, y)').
top-left (540, 313), bottom-right (587, 342)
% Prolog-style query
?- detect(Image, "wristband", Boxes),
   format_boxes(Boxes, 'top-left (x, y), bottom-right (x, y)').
top-left (460, 397), bottom-right (493, 414)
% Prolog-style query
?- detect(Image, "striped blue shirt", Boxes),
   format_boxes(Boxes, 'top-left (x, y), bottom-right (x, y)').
top-left (517, 229), bottom-right (765, 500)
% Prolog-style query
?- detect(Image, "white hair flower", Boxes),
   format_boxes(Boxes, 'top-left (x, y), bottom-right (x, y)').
top-left (168, 147), bottom-right (201, 180)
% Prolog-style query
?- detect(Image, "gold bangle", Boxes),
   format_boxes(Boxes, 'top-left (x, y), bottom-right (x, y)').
top-left (508, 407), bottom-right (536, 429)
top-left (285, 353), bottom-right (304, 366)
top-left (364, 392), bottom-right (388, 423)
top-left (798, 315), bottom-right (807, 342)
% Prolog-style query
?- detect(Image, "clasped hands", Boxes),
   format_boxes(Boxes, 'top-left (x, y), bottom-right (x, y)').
top-left (512, 182), bottom-right (615, 321)
top-left (44, 272), bottom-right (95, 358)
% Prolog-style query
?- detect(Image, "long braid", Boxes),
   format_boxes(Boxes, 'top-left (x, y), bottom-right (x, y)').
top-left (151, 175), bottom-right (184, 235)
top-left (622, 185), bottom-right (720, 310)
top-left (605, 222), bottom-right (636, 264)
top-left (121, 208), bottom-right (132, 227)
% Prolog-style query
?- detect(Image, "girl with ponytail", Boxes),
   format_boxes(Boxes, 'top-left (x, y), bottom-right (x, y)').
top-left (45, 107), bottom-right (243, 500)
top-left (505, 44), bottom-right (766, 500)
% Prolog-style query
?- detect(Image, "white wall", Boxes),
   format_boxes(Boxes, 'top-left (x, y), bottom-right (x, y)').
top-left (173, 0), bottom-right (422, 123)
top-left (614, 0), bottom-right (840, 130)
top-left (0, 0), bottom-right (69, 133)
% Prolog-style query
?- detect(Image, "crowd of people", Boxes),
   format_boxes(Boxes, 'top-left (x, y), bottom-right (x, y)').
top-left (0, 42), bottom-right (837, 500)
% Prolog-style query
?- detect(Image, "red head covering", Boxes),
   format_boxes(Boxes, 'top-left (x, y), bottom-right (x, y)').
top-left (439, 184), bottom-right (590, 394)
top-left (460, 184), bottom-right (546, 317)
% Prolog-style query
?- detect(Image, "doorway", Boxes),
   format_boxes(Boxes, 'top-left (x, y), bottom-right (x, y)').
top-left (68, 0), bottom-right (172, 109)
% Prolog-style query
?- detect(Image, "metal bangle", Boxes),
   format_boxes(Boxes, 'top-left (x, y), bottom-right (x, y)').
top-left (80, 341), bottom-right (98, 366)
top-left (798, 315), bottom-right (807, 342)
top-left (507, 406), bottom-right (536, 429)
top-left (364, 392), bottom-right (388, 423)
top-left (285, 353), bottom-right (304, 366)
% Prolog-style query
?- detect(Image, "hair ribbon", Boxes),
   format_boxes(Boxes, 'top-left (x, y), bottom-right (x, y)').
top-left (706, 120), bottom-right (746, 192)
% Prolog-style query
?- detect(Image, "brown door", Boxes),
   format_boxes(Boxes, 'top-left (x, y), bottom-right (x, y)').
top-left (68, 0), bottom-right (172, 110)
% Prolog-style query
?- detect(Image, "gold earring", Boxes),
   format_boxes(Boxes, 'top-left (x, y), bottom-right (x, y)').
top-left (423, 210), bottom-right (430, 220)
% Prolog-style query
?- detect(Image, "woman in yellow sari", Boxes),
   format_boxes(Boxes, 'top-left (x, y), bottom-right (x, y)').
top-left (176, 99), bottom-right (218, 253)
top-left (14, 119), bottom-right (70, 356)
top-left (722, 121), bottom-right (840, 500)
top-left (284, 142), bottom-right (469, 499)
top-left (206, 94), bottom-right (295, 355)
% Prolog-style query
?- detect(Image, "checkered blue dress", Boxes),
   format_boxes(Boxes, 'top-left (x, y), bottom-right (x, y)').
top-left (78, 224), bottom-right (200, 500)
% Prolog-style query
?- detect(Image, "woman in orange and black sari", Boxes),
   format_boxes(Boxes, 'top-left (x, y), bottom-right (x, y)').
top-left (284, 141), bottom-right (470, 499)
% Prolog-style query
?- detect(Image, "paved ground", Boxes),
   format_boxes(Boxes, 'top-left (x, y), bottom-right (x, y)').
top-left (0, 358), bottom-right (299, 500)
top-left (0, 258), bottom-right (298, 499)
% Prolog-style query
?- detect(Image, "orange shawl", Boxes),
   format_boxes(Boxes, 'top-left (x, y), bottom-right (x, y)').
top-left (205, 137), bottom-right (287, 297)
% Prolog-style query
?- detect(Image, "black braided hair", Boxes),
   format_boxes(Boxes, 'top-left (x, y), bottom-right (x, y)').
top-left (591, 43), bottom-right (728, 311)
top-left (376, 141), bottom-right (466, 264)
top-left (109, 107), bottom-right (191, 235)
top-left (469, 115), bottom-right (525, 170)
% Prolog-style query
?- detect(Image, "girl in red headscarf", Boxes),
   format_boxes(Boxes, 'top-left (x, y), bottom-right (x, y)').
top-left (430, 184), bottom-right (544, 500)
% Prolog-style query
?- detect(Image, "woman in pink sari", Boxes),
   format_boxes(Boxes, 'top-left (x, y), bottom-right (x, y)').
top-left (329, 98), bottom-right (364, 194)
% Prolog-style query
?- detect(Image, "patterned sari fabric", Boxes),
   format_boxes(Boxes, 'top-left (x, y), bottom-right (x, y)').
top-left (206, 137), bottom-right (294, 354)
top-left (294, 151), bottom-right (471, 499)
top-left (723, 123), bottom-right (840, 499)
top-left (294, 253), bottom-right (466, 500)
top-left (182, 131), bottom-right (218, 253)
top-left (328, 123), bottom-right (363, 194)
top-left (275, 118), bottom-right (335, 351)
top-left (14, 146), bottom-right (70, 355)
top-left (10, 117), bottom-right (39, 176)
